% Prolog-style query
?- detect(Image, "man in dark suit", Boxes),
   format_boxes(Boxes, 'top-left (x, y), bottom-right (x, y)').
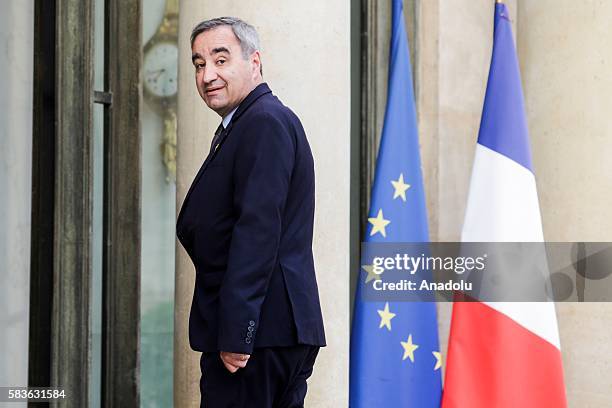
top-left (176, 17), bottom-right (326, 407)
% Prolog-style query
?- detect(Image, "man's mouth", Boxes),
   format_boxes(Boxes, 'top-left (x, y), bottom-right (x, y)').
top-left (205, 86), bottom-right (224, 95)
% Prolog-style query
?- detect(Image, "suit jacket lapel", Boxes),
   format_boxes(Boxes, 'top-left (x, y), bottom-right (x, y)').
top-left (177, 125), bottom-right (229, 226)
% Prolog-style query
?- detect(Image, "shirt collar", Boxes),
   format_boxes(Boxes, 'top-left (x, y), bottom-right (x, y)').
top-left (222, 106), bottom-right (238, 129)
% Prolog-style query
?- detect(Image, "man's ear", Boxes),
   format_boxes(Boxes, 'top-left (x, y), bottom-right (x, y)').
top-left (251, 51), bottom-right (262, 78)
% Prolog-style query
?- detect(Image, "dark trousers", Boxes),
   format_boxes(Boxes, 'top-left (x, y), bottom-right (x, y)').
top-left (199, 345), bottom-right (320, 408)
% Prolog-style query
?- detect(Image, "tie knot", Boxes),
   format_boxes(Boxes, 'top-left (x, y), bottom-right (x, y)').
top-left (215, 123), bottom-right (224, 136)
top-left (209, 123), bottom-right (225, 154)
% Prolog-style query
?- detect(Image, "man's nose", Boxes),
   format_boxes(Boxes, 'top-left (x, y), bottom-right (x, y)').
top-left (202, 65), bottom-right (218, 85)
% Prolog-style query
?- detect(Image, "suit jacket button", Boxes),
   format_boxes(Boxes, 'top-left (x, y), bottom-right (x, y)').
top-left (249, 320), bottom-right (255, 327)
top-left (247, 326), bottom-right (254, 332)
top-left (245, 338), bottom-right (252, 344)
top-left (247, 332), bottom-right (252, 338)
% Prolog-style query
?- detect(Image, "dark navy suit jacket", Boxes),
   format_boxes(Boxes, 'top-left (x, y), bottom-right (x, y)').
top-left (176, 83), bottom-right (326, 354)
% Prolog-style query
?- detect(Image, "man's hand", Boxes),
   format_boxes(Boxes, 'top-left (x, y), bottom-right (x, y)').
top-left (220, 351), bottom-right (251, 373)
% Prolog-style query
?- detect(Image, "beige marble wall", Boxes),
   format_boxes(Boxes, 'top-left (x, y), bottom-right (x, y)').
top-left (518, 1), bottom-right (612, 406)
top-left (175, 1), bottom-right (351, 406)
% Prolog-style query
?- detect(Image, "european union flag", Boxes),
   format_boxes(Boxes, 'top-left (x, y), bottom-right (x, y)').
top-left (349, 0), bottom-right (442, 406)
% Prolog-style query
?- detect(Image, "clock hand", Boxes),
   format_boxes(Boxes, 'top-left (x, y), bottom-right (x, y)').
top-left (147, 68), bottom-right (166, 80)
top-left (155, 68), bottom-right (167, 78)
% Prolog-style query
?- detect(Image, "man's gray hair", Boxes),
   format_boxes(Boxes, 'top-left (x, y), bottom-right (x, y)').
top-left (190, 17), bottom-right (260, 60)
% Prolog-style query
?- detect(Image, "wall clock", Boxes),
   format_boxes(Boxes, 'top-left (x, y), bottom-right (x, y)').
top-left (143, 0), bottom-right (179, 183)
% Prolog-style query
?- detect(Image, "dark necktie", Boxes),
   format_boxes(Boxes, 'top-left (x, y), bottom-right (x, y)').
top-left (209, 123), bottom-right (224, 154)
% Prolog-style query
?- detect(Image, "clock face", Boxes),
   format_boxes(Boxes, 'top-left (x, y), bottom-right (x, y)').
top-left (143, 41), bottom-right (178, 99)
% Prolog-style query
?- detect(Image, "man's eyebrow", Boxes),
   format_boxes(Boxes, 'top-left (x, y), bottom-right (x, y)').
top-left (211, 47), bottom-right (230, 55)
top-left (191, 52), bottom-right (203, 63)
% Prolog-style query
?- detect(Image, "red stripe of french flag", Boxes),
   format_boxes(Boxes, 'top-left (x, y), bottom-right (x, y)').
top-left (443, 300), bottom-right (566, 408)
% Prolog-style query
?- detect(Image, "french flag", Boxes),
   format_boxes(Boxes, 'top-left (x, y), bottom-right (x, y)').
top-left (441, 3), bottom-right (567, 407)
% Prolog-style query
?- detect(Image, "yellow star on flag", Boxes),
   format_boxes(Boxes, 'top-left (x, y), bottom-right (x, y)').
top-left (401, 334), bottom-right (419, 362)
top-left (368, 209), bottom-right (390, 237)
top-left (432, 351), bottom-right (442, 370)
top-left (362, 264), bottom-right (382, 283)
top-left (377, 302), bottom-right (396, 331)
top-left (391, 173), bottom-right (411, 201)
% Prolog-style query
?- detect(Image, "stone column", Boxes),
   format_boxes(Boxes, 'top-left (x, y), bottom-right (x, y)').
top-left (174, 2), bottom-right (213, 407)
top-left (175, 1), bottom-right (351, 406)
